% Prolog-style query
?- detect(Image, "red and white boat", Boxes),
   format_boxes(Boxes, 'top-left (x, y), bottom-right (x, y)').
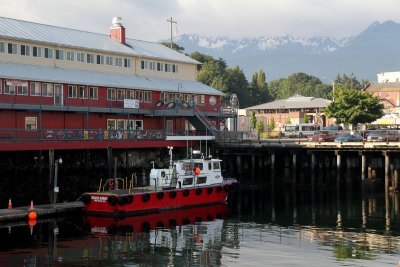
top-left (80, 148), bottom-right (238, 216)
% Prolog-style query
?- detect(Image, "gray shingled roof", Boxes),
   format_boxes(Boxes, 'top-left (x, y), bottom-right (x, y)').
top-left (0, 61), bottom-right (223, 96)
top-left (246, 95), bottom-right (330, 110)
top-left (0, 16), bottom-right (199, 64)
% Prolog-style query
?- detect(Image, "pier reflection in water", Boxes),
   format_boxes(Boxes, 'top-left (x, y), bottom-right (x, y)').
top-left (0, 189), bottom-right (399, 266)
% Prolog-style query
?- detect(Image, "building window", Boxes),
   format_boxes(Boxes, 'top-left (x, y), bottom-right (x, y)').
top-left (20, 45), bottom-right (30, 56)
top-left (42, 83), bottom-right (53, 97)
top-left (55, 49), bottom-right (64, 60)
top-left (68, 85), bottom-right (77, 98)
top-left (126, 89), bottom-right (135, 99)
top-left (107, 88), bottom-right (116, 100)
top-left (25, 117), bottom-right (37, 130)
top-left (141, 60), bottom-right (146, 69)
top-left (135, 120), bottom-right (143, 130)
top-left (199, 95), bottom-right (205, 105)
top-left (33, 46), bottom-right (41, 57)
top-left (106, 56), bottom-right (113, 66)
top-left (4, 81), bottom-right (15, 95)
top-left (96, 55), bottom-right (104, 65)
top-left (160, 92), bottom-right (167, 103)
top-left (77, 52), bottom-right (84, 62)
top-left (0, 79), bottom-right (2, 94)
top-left (117, 89), bottom-right (125, 101)
top-left (66, 51), bottom-right (75, 61)
top-left (165, 64), bottom-right (171, 72)
top-left (17, 83), bottom-right (28, 95)
top-left (124, 58), bottom-right (131, 68)
top-left (79, 86), bottom-right (87, 99)
top-left (86, 53), bottom-right (94, 64)
top-left (149, 62), bottom-right (156, 70)
top-left (115, 58), bottom-right (122, 67)
top-left (7, 43), bottom-right (17, 54)
top-left (44, 48), bottom-right (53, 59)
top-left (30, 82), bottom-right (41, 96)
top-left (157, 62), bottom-right (164, 71)
top-left (135, 90), bottom-right (143, 102)
top-left (117, 119), bottom-right (126, 130)
top-left (144, 91), bottom-right (151, 103)
top-left (172, 64), bottom-right (178, 73)
top-left (89, 87), bottom-right (98, 99)
top-left (107, 119), bottom-right (116, 130)
top-left (0, 42), bottom-right (4, 53)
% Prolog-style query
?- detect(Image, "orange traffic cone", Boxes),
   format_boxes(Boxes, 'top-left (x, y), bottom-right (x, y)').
top-left (29, 200), bottom-right (34, 211)
top-left (8, 198), bottom-right (12, 209)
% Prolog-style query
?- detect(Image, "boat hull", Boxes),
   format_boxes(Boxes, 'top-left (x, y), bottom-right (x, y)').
top-left (81, 181), bottom-right (237, 216)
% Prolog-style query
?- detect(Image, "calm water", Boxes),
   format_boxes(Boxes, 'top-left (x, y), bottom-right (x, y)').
top-left (0, 188), bottom-right (399, 267)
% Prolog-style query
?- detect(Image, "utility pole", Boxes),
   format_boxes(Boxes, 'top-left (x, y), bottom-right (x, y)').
top-left (167, 17), bottom-right (177, 49)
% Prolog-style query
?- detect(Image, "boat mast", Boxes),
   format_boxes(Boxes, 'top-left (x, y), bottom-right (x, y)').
top-left (167, 146), bottom-right (174, 167)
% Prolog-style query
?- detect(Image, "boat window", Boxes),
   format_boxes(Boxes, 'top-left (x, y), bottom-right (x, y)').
top-left (212, 162), bottom-right (220, 170)
top-left (183, 178), bottom-right (193, 185)
top-left (197, 177), bottom-right (207, 184)
top-left (193, 163), bottom-right (203, 170)
top-left (208, 162), bottom-right (212, 170)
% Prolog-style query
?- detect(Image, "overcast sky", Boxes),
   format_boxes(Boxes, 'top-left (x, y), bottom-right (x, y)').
top-left (1, 0), bottom-right (399, 42)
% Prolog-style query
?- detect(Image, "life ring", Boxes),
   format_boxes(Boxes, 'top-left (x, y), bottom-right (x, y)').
top-left (142, 193), bottom-right (150, 202)
top-left (108, 179), bottom-right (115, 190)
top-left (169, 191), bottom-right (177, 199)
top-left (161, 171), bottom-right (166, 178)
top-left (193, 167), bottom-right (201, 175)
top-left (126, 195), bottom-right (134, 204)
top-left (118, 195), bottom-right (127, 206)
top-left (157, 191), bottom-right (165, 199)
top-left (155, 100), bottom-right (164, 107)
top-left (196, 188), bottom-right (202, 195)
top-left (216, 186), bottom-right (223, 193)
top-left (80, 194), bottom-right (91, 205)
top-left (107, 195), bottom-right (117, 206)
top-left (207, 187), bottom-right (213, 194)
top-left (183, 189), bottom-right (190, 197)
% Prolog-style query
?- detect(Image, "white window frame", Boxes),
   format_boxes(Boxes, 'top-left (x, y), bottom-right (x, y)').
top-left (89, 87), bottom-right (98, 100)
top-left (149, 62), bottom-right (156, 70)
top-left (135, 90), bottom-right (143, 102)
top-left (0, 42), bottom-right (4, 53)
top-left (55, 49), bottom-right (64, 60)
top-left (135, 120), bottom-right (143, 130)
top-left (20, 45), bottom-right (30, 56)
top-left (106, 56), bottom-right (113, 66)
top-left (17, 84), bottom-right (28, 96)
top-left (86, 53), bottom-right (94, 64)
top-left (42, 83), bottom-right (53, 97)
top-left (115, 58), bottom-right (122, 67)
top-left (4, 81), bottom-right (15, 95)
top-left (30, 82), bottom-right (41, 96)
top-left (107, 88), bottom-right (116, 100)
top-left (77, 52), bottom-right (84, 62)
top-left (8, 43), bottom-right (17, 54)
top-left (68, 85), bottom-right (77, 98)
top-left (0, 79), bottom-right (2, 94)
top-left (25, 117), bottom-right (37, 130)
top-left (124, 58), bottom-right (131, 68)
top-left (66, 51), bottom-right (75, 61)
top-left (117, 89), bottom-right (125, 101)
top-left (107, 119), bottom-right (116, 130)
top-left (44, 48), bottom-right (53, 59)
top-left (117, 119), bottom-right (126, 130)
top-left (32, 46), bottom-right (41, 57)
top-left (96, 54), bottom-right (104, 65)
top-left (144, 91), bottom-right (151, 103)
top-left (79, 86), bottom-right (88, 99)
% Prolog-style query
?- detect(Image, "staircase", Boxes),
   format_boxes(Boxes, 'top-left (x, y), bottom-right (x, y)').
top-left (190, 108), bottom-right (218, 135)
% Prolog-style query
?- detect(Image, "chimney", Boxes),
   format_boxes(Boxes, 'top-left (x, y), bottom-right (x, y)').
top-left (109, 17), bottom-right (126, 44)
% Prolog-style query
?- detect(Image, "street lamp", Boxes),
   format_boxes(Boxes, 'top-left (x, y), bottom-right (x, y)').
top-left (53, 157), bottom-right (62, 204)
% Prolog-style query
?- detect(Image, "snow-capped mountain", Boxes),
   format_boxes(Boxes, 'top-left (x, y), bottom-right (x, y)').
top-left (174, 20), bottom-right (400, 82)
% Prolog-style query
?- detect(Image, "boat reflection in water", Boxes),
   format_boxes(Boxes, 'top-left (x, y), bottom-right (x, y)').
top-left (83, 203), bottom-right (230, 266)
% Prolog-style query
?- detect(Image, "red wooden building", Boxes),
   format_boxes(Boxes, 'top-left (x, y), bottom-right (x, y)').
top-left (0, 16), bottom-right (234, 151)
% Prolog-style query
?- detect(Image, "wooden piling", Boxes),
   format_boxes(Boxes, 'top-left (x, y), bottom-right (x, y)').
top-left (384, 151), bottom-right (390, 194)
top-left (292, 153), bottom-right (297, 190)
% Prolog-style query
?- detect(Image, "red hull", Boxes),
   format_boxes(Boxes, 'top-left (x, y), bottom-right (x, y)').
top-left (82, 182), bottom-right (237, 216)
top-left (84, 203), bottom-right (230, 235)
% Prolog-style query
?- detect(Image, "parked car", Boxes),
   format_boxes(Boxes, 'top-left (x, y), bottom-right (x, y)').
top-left (324, 125), bottom-right (343, 131)
top-left (307, 130), bottom-right (336, 142)
top-left (366, 130), bottom-right (400, 142)
top-left (334, 133), bottom-right (363, 142)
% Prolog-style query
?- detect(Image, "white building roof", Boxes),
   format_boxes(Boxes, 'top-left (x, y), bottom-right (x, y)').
top-left (246, 94), bottom-right (330, 110)
top-left (0, 16), bottom-right (199, 64)
top-left (0, 61), bottom-right (224, 96)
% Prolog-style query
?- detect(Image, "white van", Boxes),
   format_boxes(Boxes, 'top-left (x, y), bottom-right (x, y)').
top-left (284, 123), bottom-right (322, 138)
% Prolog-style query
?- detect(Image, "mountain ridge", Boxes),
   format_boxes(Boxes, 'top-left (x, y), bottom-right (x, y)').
top-left (174, 20), bottom-right (400, 82)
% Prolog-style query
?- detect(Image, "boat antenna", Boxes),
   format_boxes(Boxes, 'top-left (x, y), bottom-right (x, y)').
top-left (167, 146), bottom-right (174, 167)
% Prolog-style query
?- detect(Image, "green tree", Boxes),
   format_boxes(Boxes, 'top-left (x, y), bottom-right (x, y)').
top-left (225, 66), bottom-right (250, 107)
top-left (269, 117), bottom-right (275, 131)
top-left (325, 89), bottom-right (384, 128)
top-left (256, 121), bottom-right (265, 133)
top-left (250, 111), bottom-right (257, 130)
top-left (302, 114), bottom-right (309, 123)
top-left (161, 42), bottom-right (185, 53)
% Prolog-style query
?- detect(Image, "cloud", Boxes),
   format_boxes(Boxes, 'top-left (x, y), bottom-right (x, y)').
top-left (0, 0), bottom-right (399, 41)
